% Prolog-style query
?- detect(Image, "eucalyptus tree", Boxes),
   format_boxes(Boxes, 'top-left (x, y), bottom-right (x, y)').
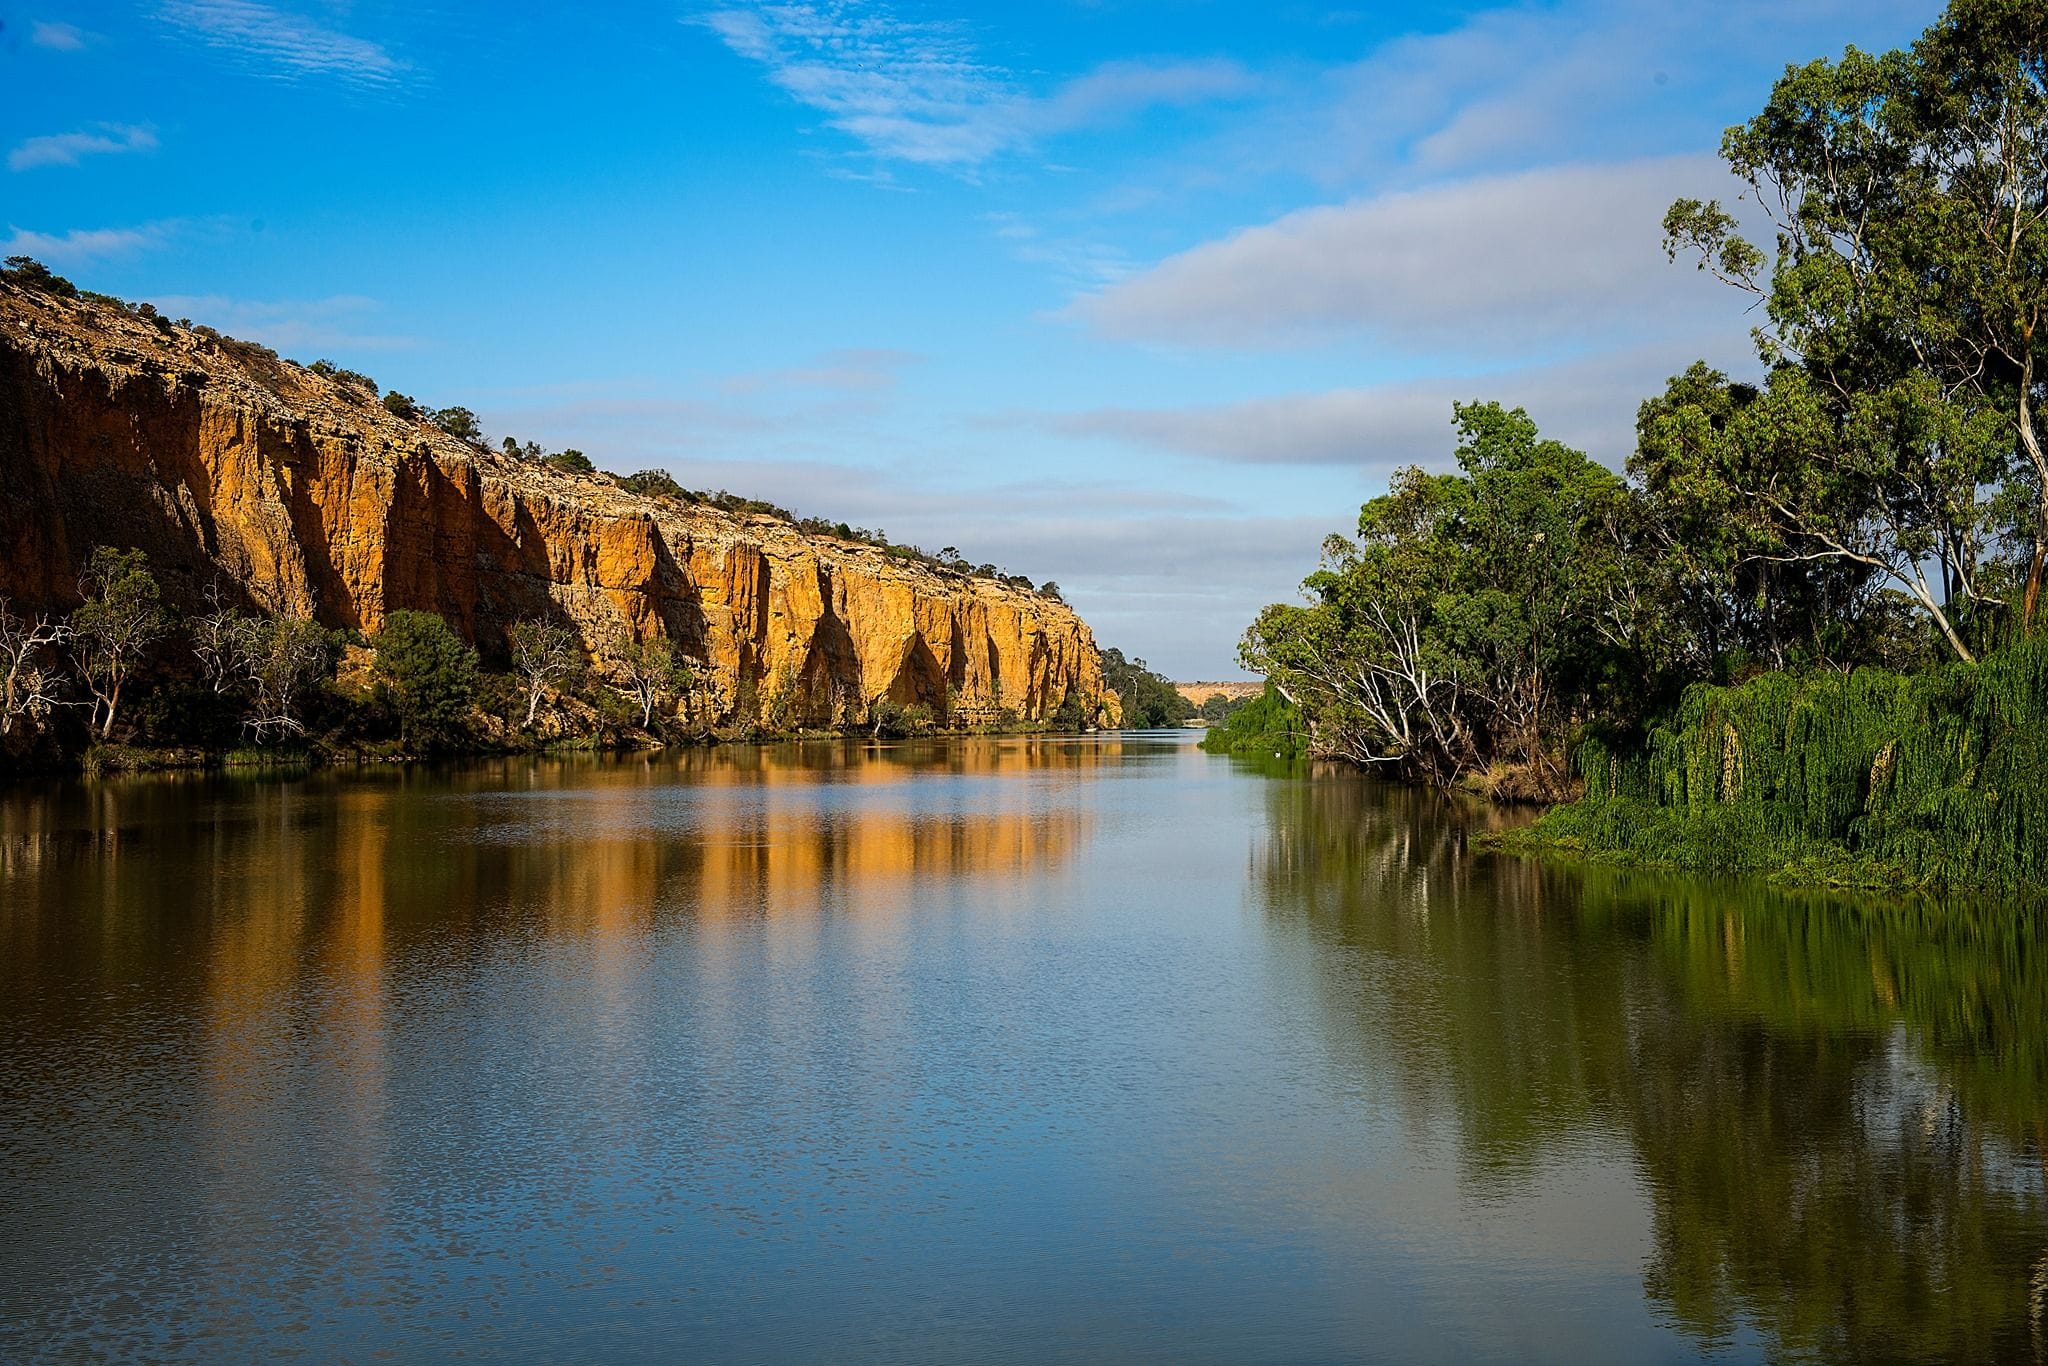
top-left (1664, 0), bottom-right (2048, 646)
top-left (72, 547), bottom-right (167, 738)
top-left (507, 619), bottom-right (585, 728)
top-left (613, 634), bottom-right (692, 729)
top-left (1244, 404), bottom-right (1632, 792)
top-left (238, 616), bottom-right (331, 743)
top-left (0, 597), bottom-right (70, 738)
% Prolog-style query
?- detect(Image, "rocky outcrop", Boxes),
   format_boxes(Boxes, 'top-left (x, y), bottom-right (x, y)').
top-left (0, 282), bottom-right (1118, 726)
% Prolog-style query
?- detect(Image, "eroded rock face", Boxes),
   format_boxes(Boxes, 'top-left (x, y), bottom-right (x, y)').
top-left (0, 283), bottom-right (1119, 726)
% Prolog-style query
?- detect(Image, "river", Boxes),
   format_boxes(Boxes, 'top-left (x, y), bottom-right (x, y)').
top-left (1, 733), bottom-right (2041, 1362)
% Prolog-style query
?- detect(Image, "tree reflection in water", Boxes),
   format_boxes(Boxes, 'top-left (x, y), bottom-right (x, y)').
top-left (1248, 761), bottom-right (2048, 1364)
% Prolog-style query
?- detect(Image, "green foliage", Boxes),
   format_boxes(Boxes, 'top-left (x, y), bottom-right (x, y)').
top-left (431, 406), bottom-right (484, 445)
top-left (866, 696), bottom-right (937, 738)
top-left (618, 469), bottom-right (687, 500)
top-left (546, 449), bottom-right (595, 475)
top-left (372, 610), bottom-right (478, 749)
top-left (73, 546), bottom-right (168, 739)
top-left (1199, 684), bottom-right (1305, 758)
top-left (1664, 0), bottom-right (2048, 645)
top-left (1099, 647), bottom-right (1192, 727)
top-left (1049, 690), bottom-right (1091, 731)
top-left (1245, 403), bottom-right (1631, 793)
top-left (309, 360), bottom-right (376, 392)
top-left (383, 391), bottom-right (419, 419)
top-left (1526, 635), bottom-right (2048, 891)
top-left (2, 256), bottom-right (77, 298)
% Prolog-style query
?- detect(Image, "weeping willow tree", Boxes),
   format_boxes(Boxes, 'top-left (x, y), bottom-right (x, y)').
top-left (1532, 635), bottom-right (2048, 890)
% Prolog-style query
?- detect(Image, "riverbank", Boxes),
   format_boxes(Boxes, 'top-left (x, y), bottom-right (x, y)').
top-left (1484, 639), bottom-right (2048, 896)
top-left (8, 713), bottom-right (1111, 784)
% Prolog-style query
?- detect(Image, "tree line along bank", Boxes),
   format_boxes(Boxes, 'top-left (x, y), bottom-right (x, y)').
top-left (1229, 0), bottom-right (2048, 892)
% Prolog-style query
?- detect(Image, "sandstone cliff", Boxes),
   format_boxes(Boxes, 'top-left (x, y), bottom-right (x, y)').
top-left (0, 281), bottom-right (1118, 727)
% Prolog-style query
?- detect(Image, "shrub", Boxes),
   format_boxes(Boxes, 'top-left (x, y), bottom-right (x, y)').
top-left (431, 406), bottom-right (484, 445)
top-left (372, 610), bottom-right (478, 749)
top-left (618, 469), bottom-right (688, 500)
top-left (1199, 684), bottom-right (1305, 757)
top-left (3, 255), bottom-right (78, 297)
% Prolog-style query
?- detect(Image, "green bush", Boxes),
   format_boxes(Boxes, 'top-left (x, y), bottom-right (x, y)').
top-left (1199, 684), bottom-right (1305, 757)
top-left (372, 610), bottom-right (478, 750)
top-left (1525, 637), bottom-right (2048, 891)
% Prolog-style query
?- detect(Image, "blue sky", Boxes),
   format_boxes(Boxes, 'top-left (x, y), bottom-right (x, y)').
top-left (5, 0), bottom-right (1939, 677)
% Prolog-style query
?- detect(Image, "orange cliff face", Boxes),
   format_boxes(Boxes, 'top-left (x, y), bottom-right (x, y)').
top-left (0, 281), bottom-right (1120, 727)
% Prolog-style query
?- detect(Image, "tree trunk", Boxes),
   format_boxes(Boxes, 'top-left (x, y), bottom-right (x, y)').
top-left (2018, 378), bottom-right (2048, 635)
top-left (524, 682), bottom-right (541, 728)
top-left (2027, 536), bottom-right (2045, 632)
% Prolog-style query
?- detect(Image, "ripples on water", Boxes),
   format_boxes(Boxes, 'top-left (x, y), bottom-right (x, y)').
top-left (0, 734), bottom-right (2041, 1362)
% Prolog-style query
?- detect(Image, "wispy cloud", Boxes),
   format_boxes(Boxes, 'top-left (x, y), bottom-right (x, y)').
top-left (0, 223), bottom-right (172, 264)
top-left (1226, 0), bottom-right (1935, 188)
top-left (721, 346), bottom-right (924, 396)
top-left (9, 124), bottom-right (158, 173)
top-left (1040, 342), bottom-right (1755, 472)
top-left (30, 20), bottom-right (89, 50)
top-left (159, 0), bottom-right (403, 84)
top-left (146, 294), bottom-right (415, 352)
top-left (987, 214), bottom-right (1133, 289)
top-left (1068, 155), bottom-right (1745, 353)
top-left (694, 4), bottom-right (1253, 171)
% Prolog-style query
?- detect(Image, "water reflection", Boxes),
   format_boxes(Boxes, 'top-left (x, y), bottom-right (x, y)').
top-left (0, 738), bottom-right (1107, 1358)
top-left (2, 739), bottom-right (2042, 1361)
top-left (1252, 765), bottom-right (2048, 1363)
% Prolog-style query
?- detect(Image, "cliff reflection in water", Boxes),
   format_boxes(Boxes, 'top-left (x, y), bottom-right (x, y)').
top-left (0, 737), bottom-right (1112, 1357)
top-left (0, 736), bottom-right (1099, 952)
top-left (1250, 766), bottom-right (2048, 1364)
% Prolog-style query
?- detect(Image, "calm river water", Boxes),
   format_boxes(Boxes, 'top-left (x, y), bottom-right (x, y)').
top-left (1, 733), bottom-right (2042, 1362)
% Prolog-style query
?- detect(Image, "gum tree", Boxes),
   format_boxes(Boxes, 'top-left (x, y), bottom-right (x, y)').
top-left (72, 546), bottom-right (167, 738)
top-left (0, 597), bottom-right (70, 737)
top-left (1665, 0), bottom-right (2048, 641)
top-left (507, 619), bottom-right (584, 728)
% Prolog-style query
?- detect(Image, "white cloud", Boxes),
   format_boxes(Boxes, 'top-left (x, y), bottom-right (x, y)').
top-left (1069, 155), bottom-right (1747, 352)
top-left (146, 294), bottom-right (414, 352)
top-left (1045, 340), bottom-right (1757, 472)
top-left (31, 21), bottom-right (89, 50)
top-left (9, 125), bottom-right (158, 173)
top-left (1238, 0), bottom-right (1938, 187)
top-left (159, 0), bottom-right (402, 84)
top-left (694, 4), bottom-right (1252, 171)
top-left (1, 223), bottom-right (169, 264)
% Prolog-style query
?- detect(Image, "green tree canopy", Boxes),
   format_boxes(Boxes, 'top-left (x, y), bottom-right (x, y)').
top-left (1244, 403), bottom-right (1632, 793)
top-left (373, 610), bottom-right (478, 748)
top-left (1665, 0), bottom-right (2048, 646)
